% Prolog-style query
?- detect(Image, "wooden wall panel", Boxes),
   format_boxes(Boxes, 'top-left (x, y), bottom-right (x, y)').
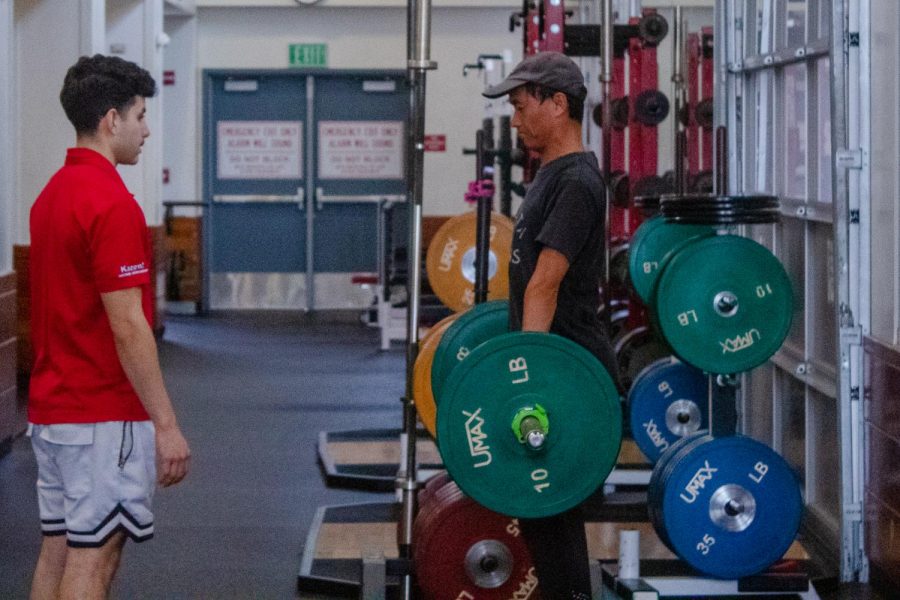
top-left (0, 273), bottom-right (15, 347)
top-left (13, 246), bottom-right (31, 378)
top-left (0, 387), bottom-right (16, 451)
top-left (0, 340), bottom-right (14, 398)
top-left (165, 216), bottom-right (202, 302)
top-left (149, 226), bottom-right (167, 337)
top-left (0, 271), bottom-right (19, 451)
top-left (864, 336), bottom-right (900, 590)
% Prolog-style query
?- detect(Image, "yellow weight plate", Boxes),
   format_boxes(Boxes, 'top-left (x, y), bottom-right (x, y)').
top-left (413, 313), bottom-right (461, 437)
top-left (425, 212), bottom-right (513, 312)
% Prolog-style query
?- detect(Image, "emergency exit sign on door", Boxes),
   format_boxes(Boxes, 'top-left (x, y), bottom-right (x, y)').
top-left (289, 44), bottom-right (327, 67)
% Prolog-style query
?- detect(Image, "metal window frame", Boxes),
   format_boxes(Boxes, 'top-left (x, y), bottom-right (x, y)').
top-left (718, 0), bottom-right (868, 581)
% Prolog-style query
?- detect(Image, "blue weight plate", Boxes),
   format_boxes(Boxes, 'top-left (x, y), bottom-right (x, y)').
top-left (648, 432), bottom-right (710, 551)
top-left (659, 435), bottom-right (803, 579)
top-left (628, 357), bottom-right (709, 464)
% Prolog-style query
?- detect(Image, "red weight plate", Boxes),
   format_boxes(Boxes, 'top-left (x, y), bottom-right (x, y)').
top-left (414, 484), bottom-right (540, 599)
top-left (414, 478), bottom-right (466, 549)
top-left (418, 470), bottom-right (453, 509)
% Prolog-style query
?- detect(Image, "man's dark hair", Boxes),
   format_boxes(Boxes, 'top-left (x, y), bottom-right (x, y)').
top-left (60, 54), bottom-right (157, 134)
top-left (522, 82), bottom-right (585, 123)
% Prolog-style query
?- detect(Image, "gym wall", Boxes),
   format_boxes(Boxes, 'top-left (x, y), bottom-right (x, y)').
top-left (167, 5), bottom-right (520, 217)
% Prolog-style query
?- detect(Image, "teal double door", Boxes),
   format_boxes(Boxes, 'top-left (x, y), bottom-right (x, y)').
top-left (203, 69), bottom-right (408, 310)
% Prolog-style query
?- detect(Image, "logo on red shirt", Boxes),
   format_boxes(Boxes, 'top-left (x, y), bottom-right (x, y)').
top-left (119, 262), bottom-right (148, 278)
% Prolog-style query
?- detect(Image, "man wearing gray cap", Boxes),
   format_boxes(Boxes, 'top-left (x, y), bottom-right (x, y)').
top-left (484, 51), bottom-right (619, 599)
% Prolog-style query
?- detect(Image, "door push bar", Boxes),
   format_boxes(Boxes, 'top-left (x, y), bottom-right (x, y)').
top-left (212, 188), bottom-right (306, 210)
top-left (313, 187), bottom-right (406, 211)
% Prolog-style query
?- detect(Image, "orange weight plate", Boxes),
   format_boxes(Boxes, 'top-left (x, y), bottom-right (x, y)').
top-left (425, 212), bottom-right (513, 312)
top-left (413, 313), bottom-right (461, 437)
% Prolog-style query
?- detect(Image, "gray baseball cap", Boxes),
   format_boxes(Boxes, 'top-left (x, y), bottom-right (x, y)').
top-left (482, 51), bottom-right (587, 100)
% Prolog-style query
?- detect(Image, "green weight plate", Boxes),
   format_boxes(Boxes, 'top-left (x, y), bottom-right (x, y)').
top-left (654, 235), bottom-right (793, 374)
top-left (431, 300), bottom-right (509, 403)
top-left (436, 332), bottom-right (622, 518)
top-left (628, 216), bottom-right (716, 304)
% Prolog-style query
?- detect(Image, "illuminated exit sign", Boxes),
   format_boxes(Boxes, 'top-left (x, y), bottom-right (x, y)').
top-left (289, 44), bottom-right (327, 68)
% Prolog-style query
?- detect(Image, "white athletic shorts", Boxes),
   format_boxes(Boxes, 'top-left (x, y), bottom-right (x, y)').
top-left (29, 421), bottom-right (156, 547)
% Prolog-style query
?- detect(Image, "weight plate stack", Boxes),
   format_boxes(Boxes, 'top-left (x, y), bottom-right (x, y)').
top-left (597, 300), bottom-right (630, 342)
top-left (425, 212), bottom-right (514, 312)
top-left (654, 235), bottom-right (793, 374)
top-left (627, 215), bottom-right (716, 304)
top-left (613, 326), bottom-right (672, 392)
top-left (437, 332), bottom-right (622, 518)
top-left (695, 98), bottom-right (714, 129)
top-left (634, 90), bottom-right (670, 126)
top-left (609, 243), bottom-right (630, 291)
top-left (650, 435), bottom-right (803, 579)
top-left (638, 12), bottom-right (669, 46)
top-left (431, 300), bottom-right (509, 404)
top-left (660, 194), bottom-right (780, 225)
top-left (634, 194), bottom-right (662, 216)
top-left (647, 431), bottom-right (710, 550)
top-left (414, 313), bottom-right (462, 437)
top-left (628, 357), bottom-right (708, 464)
top-left (413, 481), bottom-right (539, 599)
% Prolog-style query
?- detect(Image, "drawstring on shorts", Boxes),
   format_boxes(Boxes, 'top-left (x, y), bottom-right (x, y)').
top-left (117, 422), bottom-right (134, 468)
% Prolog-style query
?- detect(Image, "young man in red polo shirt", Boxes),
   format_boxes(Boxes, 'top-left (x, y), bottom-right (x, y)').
top-left (28, 55), bottom-right (190, 600)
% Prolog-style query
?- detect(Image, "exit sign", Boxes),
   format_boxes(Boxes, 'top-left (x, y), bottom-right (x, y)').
top-left (289, 44), bottom-right (327, 67)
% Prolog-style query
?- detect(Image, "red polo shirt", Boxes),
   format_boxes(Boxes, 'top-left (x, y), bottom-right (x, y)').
top-left (28, 148), bottom-right (152, 424)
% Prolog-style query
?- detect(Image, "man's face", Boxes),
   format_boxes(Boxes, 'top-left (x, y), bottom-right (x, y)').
top-left (508, 86), bottom-right (555, 153)
top-left (111, 96), bottom-right (150, 165)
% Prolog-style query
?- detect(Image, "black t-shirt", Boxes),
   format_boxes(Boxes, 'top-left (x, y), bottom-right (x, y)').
top-left (509, 151), bottom-right (620, 385)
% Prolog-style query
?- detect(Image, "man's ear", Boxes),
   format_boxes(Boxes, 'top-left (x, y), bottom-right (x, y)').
top-left (551, 92), bottom-right (569, 117)
top-left (99, 108), bottom-right (118, 135)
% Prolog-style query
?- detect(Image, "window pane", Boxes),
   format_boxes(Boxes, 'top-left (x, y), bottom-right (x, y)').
top-left (809, 221), bottom-right (837, 367)
top-left (779, 369), bottom-right (807, 487)
top-left (817, 0), bottom-right (832, 41)
top-left (777, 217), bottom-right (807, 351)
top-left (808, 388), bottom-right (839, 520)
top-left (816, 57), bottom-right (832, 203)
top-left (787, 0), bottom-right (807, 47)
top-left (744, 364), bottom-right (775, 444)
top-left (749, 71), bottom-right (775, 193)
top-left (783, 63), bottom-right (808, 198)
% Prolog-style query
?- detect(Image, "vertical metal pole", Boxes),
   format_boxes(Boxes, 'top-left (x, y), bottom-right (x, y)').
top-left (499, 116), bottom-right (514, 217)
top-left (672, 7), bottom-right (686, 195)
top-left (305, 77), bottom-right (316, 312)
top-left (400, 1), bottom-right (436, 597)
top-left (474, 130), bottom-right (492, 304)
top-left (599, 0), bottom-right (614, 324)
top-left (714, 126), bottom-right (728, 194)
top-left (830, 0), bottom-right (865, 583)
